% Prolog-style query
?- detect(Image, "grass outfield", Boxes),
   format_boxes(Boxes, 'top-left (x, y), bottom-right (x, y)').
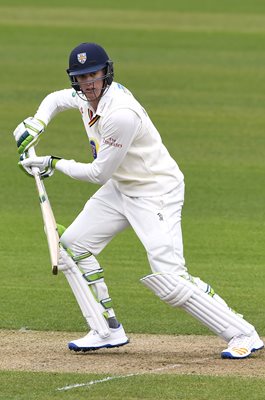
top-left (1, 371), bottom-right (265, 400)
top-left (1, 0), bottom-right (265, 398)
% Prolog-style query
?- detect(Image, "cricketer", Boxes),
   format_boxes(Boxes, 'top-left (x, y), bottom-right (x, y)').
top-left (14, 42), bottom-right (264, 359)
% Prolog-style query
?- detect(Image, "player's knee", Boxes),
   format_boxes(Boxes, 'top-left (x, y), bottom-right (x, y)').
top-left (141, 272), bottom-right (193, 306)
top-left (60, 228), bottom-right (73, 250)
top-left (60, 229), bottom-right (99, 273)
top-left (147, 244), bottom-right (186, 275)
top-left (60, 228), bottom-right (84, 253)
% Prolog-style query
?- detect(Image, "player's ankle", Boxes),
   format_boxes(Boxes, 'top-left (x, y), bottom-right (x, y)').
top-left (107, 317), bottom-right (120, 329)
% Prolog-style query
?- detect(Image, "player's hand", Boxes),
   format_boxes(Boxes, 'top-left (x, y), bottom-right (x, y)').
top-left (19, 154), bottom-right (61, 179)
top-left (13, 117), bottom-right (46, 154)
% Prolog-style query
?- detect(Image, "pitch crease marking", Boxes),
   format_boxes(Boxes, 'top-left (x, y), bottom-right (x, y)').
top-left (56, 364), bottom-right (181, 392)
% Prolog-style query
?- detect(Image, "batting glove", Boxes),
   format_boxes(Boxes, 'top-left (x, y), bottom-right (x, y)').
top-left (13, 117), bottom-right (46, 154)
top-left (19, 154), bottom-right (61, 179)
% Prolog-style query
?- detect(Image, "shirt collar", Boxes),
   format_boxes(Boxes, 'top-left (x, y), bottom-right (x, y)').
top-left (94, 82), bottom-right (116, 116)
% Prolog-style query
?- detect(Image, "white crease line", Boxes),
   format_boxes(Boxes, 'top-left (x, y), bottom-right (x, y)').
top-left (57, 364), bottom-right (181, 392)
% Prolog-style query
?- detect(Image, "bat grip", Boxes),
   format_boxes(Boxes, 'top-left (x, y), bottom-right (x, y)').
top-left (28, 146), bottom-right (36, 157)
top-left (27, 146), bottom-right (39, 176)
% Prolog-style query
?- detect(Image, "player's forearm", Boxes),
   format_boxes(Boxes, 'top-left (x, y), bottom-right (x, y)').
top-left (34, 89), bottom-right (78, 125)
top-left (55, 159), bottom-right (111, 185)
top-left (55, 116), bottom-right (140, 184)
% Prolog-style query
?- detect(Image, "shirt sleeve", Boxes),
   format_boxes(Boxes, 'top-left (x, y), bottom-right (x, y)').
top-left (34, 89), bottom-right (79, 125)
top-left (55, 108), bottom-right (142, 184)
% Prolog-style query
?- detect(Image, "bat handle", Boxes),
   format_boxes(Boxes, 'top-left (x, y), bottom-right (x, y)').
top-left (28, 145), bottom-right (36, 156)
top-left (28, 145), bottom-right (37, 157)
top-left (27, 146), bottom-right (39, 176)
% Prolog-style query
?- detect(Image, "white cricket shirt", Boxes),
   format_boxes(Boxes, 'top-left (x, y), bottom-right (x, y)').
top-left (34, 82), bottom-right (184, 196)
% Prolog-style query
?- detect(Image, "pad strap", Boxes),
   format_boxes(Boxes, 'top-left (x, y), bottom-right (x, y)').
top-left (83, 268), bottom-right (104, 284)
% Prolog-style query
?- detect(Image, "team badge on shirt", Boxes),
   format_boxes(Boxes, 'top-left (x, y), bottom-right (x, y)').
top-left (77, 53), bottom-right (87, 64)
top-left (90, 138), bottom-right (99, 159)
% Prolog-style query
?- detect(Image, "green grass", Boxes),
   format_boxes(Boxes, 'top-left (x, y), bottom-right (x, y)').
top-left (1, 371), bottom-right (265, 400)
top-left (1, 0), bottom-right (265, 398)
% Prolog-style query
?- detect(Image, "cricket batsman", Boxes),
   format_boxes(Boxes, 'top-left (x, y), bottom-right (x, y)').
top-left (14, 42), bottom-right (264, 359)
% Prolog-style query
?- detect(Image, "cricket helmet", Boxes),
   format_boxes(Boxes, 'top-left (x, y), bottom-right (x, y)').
top-left (67, 42), bottom-right (114, 91)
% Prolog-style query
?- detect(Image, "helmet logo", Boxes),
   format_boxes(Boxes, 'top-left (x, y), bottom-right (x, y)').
top-left (77, 52), bottom-right (87, 64)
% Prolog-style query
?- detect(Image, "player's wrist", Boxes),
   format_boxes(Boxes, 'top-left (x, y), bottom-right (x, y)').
top-left (51, 156), bottom-right (61, 169)
top-left (35, 119), bottom-right (46, 129)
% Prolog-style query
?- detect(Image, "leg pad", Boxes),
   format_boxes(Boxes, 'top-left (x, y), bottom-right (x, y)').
top-left (141, 272), bottom-right (254, 341)
top-left (58, 248), bottom-right (110, 338)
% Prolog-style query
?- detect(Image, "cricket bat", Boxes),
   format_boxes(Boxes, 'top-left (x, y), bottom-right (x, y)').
top-left (28, 146), bottom-right (59, 275)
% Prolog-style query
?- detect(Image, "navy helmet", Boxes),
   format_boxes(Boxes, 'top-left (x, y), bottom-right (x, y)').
top-left (67, 42), bottom-right (114, 92)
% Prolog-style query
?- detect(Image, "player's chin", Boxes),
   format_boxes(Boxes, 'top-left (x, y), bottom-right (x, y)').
top-left (83, 90), bottom-right (98, 101)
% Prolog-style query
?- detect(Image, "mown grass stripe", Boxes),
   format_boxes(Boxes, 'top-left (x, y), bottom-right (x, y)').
top-left (1, 7), bottom-right (265, 33)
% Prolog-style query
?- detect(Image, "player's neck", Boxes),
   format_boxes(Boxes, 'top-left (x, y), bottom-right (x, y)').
top-left (88, 98), bottom-right (100, 113)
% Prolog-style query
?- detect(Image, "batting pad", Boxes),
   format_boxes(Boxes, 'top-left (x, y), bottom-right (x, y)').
top-left (141, 273), bottom-right (254, 341)
top-left (59, 248), bottom-right (110, 338)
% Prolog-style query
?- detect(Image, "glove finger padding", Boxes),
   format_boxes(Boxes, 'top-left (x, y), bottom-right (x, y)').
top-left (13, 117), bottom-right (46, 154)
top-left (19, 153), bottom-right (49, 178)
top-left (18, 152), bottom-right (34, 178)
top-left (19, 154), bottom-right (61, 179)
top-left (39, 165), bottom-right (55, 179)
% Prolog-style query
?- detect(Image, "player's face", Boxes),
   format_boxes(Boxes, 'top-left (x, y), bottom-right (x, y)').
top-left (76, 70), bottom-right (104, 102)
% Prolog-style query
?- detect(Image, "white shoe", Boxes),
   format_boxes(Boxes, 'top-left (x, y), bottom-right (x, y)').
top-left (68, 324), bottom-right (129, 352)
top-left (221, 331), bottom-right (264, 359)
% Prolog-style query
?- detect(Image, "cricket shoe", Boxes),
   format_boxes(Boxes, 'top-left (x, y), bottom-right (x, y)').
top-left (221, 331), bottom-right (264, 359)
top-left (68, 324), bottom-right (129, 352)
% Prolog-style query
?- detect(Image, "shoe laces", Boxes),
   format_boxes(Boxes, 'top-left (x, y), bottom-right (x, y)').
top-left (228, 334), bottom-right (251, 349)
top-left (87, 329), bottom-right (99, 337)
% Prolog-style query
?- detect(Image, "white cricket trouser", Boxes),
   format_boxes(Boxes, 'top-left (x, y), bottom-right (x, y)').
top-left (61, 179), bottom-right (187, 275)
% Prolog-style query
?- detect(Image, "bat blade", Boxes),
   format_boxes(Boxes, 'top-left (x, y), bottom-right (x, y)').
top-left (35, 174), bottom-right (59, 274)
top-left (28, 147), bottom-right (59, 274)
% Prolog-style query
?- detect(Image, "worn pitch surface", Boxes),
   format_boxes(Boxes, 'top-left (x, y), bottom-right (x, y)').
top-left (1, 330), bottom-right (264, 377)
